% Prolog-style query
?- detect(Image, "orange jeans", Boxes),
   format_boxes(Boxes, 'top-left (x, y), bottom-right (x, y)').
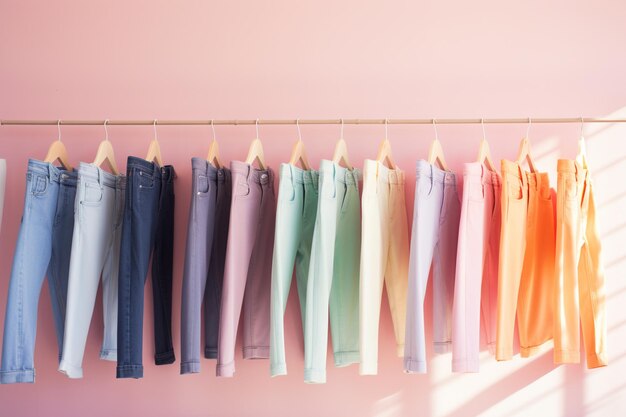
top-left (554, 160), bottom-right (607, 368)
top-left (496, 160), bottom-right (555, 360)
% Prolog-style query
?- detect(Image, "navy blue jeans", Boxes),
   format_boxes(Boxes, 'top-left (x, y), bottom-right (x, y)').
top-left (116, 157), bottom-right (163, 379)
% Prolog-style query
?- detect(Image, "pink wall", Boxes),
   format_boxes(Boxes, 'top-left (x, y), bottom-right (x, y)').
top-left (1, 1), bottom-right (626, 416)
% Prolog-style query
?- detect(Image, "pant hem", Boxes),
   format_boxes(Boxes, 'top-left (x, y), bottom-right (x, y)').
top-left (496, 349), bottom-right (513, 361)
top-left (0, 369), bottom-right (35, 384)
top-left (180, 361), bottom-right (200, 374)
top-left (155, 350), bottom-right (176, 365)
top-left (520, 340), bottom-right (552, 358)
top-left (403, 358), bottom-right (427, 373)
top-left (116, 365), bottom-right (144, 379)
top-left (360, 362), bottom-right (378, 375)
top-left (216, 361), bottom-right (235, 377)
top-left (243, 346), bottom-right (269, 359)
top-left (270, 363), bottom-right (287, 376)
top-left (204, 347), bottom-right (217, 359)
top-left (59, 360), bottom-right (84, 379)
top-left (334, 350), bottom-right (360, 367)
top-left (587, 353), bottom-right (608, 369)
top-left (304, 368), bottom-right (326, 384)
top-left (487, 341), bottom-right (496, 355)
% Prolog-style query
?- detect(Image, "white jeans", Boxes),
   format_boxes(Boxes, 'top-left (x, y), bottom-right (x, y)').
top-left (59, 163), bottom-right (125, 378)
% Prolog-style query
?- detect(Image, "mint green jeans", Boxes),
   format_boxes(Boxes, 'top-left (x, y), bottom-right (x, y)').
top-left (269, 164), bottom-right (319, 376)
top-left (304, 160), bottom-right (361, 383)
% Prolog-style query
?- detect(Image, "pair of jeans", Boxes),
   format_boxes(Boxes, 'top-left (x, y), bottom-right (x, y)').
top-left (451, 163), bottom-right (501, 372)
top-left (305, 160), bottom-right (361, 383)
top-left (404, 160), bottom-right (460, 374)
top-left (0, 160), bottom-right (77, 384)
top-left (496, 160), bottom-right (555, 360)
top-left (554, 160), bottom-right (606, 368)
top-left (180, 158), bottom-right (231, 374)
top-left (270, 164), bottom-right (319, 377)
top-left (59, 163), bottom-right (125, 378)
top-left (116, 157), bottom-right (176, 379)
top-left (359, 160), bottom-right (409, 376)
top-left (217, 161), bottom-right (276, 377)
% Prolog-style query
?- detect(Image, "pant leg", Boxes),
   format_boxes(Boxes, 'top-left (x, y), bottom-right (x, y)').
top-left (60, 167), bottom-right (117, 378)
top-left (1, 161), bottom-right (60, 384)
top-left (433, 176), bottom-right (460, 354)
top-left (496, 161), bottom-right (528, 360)
top-left (554, 161), bottom-right (582, 364)
top-left (242, 168), bottom-right (275, 359)
top-left (270, 165), bottom-right (305, 376)
top-left (578, 177), bottom-right (607, 368)
top-left (482, 175), bottom-right (501, 355)
top-left (404, 162), bottom-right (443, 374)
top-left (452, 164), bottom-right (486, 372)
top-left (116, 157), bottom-right (162, 379)
top-left (181, 160), bottom-right (217, 373)
top-left (46, 171), bottom-right (77, 359)
top-left (204, 168), bottom-right (231, 359)
top-left (518, 173), bottom-right (555, 357)
top-left (359, 161), bottom-right (387, 376)
top-left (100, 175), bottom-right (125, 361)
top-left (216, 161), bottom-right (265, 377)
top-left (151, 166), bottom-right (176, 365)
top-left (329, 171), bottom-right (361, 368)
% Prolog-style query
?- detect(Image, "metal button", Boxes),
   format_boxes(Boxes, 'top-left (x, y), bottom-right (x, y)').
top-left (261, 174), bottom-right (268, 180)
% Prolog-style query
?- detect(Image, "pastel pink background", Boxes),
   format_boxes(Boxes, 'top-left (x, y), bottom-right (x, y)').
top-left (1, 1), bottom-right (625, 416)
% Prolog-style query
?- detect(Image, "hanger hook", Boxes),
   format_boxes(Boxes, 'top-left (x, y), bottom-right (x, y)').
top-left (432, 118), bottom-right (439, 141)
top-left (580, 116), bottom-right (585, 139)
top-left (211, 119), bottom-right (216, 142)
top-left (340, 118), bottom-right (345, 140)
top-left (153, 119), bottom-right (158, 142)
top-left (255, 118), bottom-right (260, 139)
top-left (481, 118), bottom-right (486, 141)
top-left (296, 118), bottom-right (302, 142)
top-left (57, 119), bottom-right (62, 142)
top-left (104, 119), bottom-right (110, 142)
top-left (526, 117), bottom-right (532, 139)
top-left (385, 118), bottom-right (389, 140)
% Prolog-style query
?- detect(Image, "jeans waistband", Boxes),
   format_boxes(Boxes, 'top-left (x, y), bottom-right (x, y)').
top-left (557, 159), bottom-right (587, 175)
top-left (27, 159), bottom-right (77, 185)
top-left (364, 159), bottom-right (404, 184)
top-left (320, 159), bottom-right (359, 185)
top-left (231, 160), bottom-right (274, 185)
top-left (416, 160), bottom-right (456, 185)
top-left (127, 156), bottom-right (162, 178)
top-left (78, 162), bottom-right (125, 189)
top-left (464, 162), bottom-right (501, 185)
top-left (279, 163), bottom-right (319, 185)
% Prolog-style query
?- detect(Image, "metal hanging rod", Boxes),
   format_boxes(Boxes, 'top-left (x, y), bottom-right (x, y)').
top-left (1, 117), bottom-right (626, 126)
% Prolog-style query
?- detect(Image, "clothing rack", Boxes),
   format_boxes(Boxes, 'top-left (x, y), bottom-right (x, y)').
top-left (1, 117), bottom-right (626, 126)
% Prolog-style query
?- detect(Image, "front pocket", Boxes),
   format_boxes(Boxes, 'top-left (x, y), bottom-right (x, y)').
top-left (507, 178), bottom-right (524, 201)
top-left (31, 174), bottom-right (48, 196)
top-left (565, 179), bottom-right (578, 201)
top-left (196, 175), bottom-right (210, 195)
top-left (467, 180), bottom-right (484, 202)
top-left (138, 171), bottom-right (156, 189)
top-left (81, 182), bottom-right (104, 206)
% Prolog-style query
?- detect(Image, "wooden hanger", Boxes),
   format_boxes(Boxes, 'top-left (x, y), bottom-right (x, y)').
top-left (93, 120), bottom-right (119, 175)
top-left (516, 118), bottom-right (537, 172)
top-left (206, 121), bottom-right (223, 168)
top-left (428, 119), bottom-right (449, 170)
top-left (288, 120), bottom-right (311, 170)
top-left (332, 119), bottom-right (353, 169)
top-left (376, 120), bottom-right (397, 169)
top-left (245, 120), bottom-right (266, 169)
top-left (576, 117), bottom-right (588, 169)
top-left (44, 120), bottom-right (72, 170)
top-left (145, 120), bottom-right (164, 166)
top-left (476, 119), bottom-right (496, 171)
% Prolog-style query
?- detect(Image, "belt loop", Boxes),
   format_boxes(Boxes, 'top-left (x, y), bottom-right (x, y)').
top-left (47, 163), bottom-right (53, 183)
top-left (289, 163), bottom-right (295, 189)
top-left (375, 162), bottom-right (380, 195)
top-left (429, 163), bottom-right (434, 195)
top-left (480, 163), bottom-right (485, 199)
top-left (97, 166), bottom-right (103, 188)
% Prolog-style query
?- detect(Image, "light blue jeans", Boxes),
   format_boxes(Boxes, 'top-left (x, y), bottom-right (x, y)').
top-left (0, 159), bottom-right (77, 384)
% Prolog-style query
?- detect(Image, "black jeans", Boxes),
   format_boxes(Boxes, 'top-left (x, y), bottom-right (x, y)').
top-left (152, 165), bottom-right (176, 365)
top-left (117, 157), bottom-right (176, 379)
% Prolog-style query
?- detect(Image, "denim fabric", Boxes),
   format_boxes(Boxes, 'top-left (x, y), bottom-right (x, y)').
top-left (1, 159), bottom-right (77, 384)
top-left (116, 157), bottom-right (162, 379)
top-left (59, 163), bottom-right (125, 378)
top-left (152, 165), bottom-right (176, 365)
top-left (180, 158), bottom-right (231, 374)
